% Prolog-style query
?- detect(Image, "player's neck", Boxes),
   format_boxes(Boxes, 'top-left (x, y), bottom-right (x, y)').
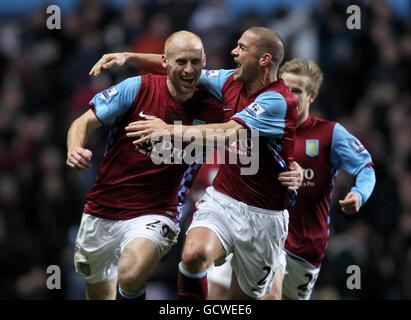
top-left (166, 79), bottom-right (193, 103)
top-left (297, 112), bottom-right (310, 127)
top-left (245, 72), bottom-right (277, 96)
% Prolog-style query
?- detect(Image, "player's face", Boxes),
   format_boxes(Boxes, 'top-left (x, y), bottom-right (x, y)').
top-left (165, 48), bottom-right (205, 96)
top-left (231, 31), bottom-right (260, 83)
top-left (281, 72), bottom-right (315, 122)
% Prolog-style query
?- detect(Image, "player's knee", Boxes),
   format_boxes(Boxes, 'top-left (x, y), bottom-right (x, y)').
top-left (118, 259), bottom-right (144, 290)
top-left (182, 244), bottom-right (212, 271)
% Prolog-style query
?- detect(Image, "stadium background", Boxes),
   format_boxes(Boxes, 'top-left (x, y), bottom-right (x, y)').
top-left (0, 0), bottom-right (410, 299)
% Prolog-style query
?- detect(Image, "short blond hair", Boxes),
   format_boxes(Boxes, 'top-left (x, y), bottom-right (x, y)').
top-left (279, 58), bottom-right (323, 95)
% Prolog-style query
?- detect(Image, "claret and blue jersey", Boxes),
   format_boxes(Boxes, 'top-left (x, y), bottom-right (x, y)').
top-left (199, 69), bottom-right (298, 210)
top-left (199, 69), bottom-right (375, 267)
top-left (85, 74), bottom-right (224, 222)
top-left (285, 115), bottom-right (376, 267)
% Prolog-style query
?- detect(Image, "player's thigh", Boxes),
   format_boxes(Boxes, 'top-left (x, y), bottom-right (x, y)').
top-left (86, 277), bottom-right (117, 300)
top-left (74, 213), bottom-right (120, 286)
top-left (118, 237), bottom-right (160, 287)
top-left (118, 214), bottom-right (180, 275)
top-left (282, 254), bottom-right (320, 300)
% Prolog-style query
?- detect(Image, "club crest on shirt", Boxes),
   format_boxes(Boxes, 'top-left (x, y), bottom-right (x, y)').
top-left (102, 86), bottom-right (118, 100)
top-left (351, 139), bottom-right (365, 153)
top-left (204, 70), bottom-right (220, 77)
top-left (306, 139), bottom-right (319, 157)
top-left (246, 102), bottom-right (265, 118)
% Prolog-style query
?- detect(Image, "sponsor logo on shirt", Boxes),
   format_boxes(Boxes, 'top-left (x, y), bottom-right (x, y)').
top-left (302, 168), bottom-right (316, 187)
top-left (204, 70), bottom-right (220, 77)
top-left (306, 139), bottom-right (319, 157)
top-left (246, 102), bottom-right (265, 118)
top-left (351, 139), bottom-right (365, 153)
top-left (102, 86), bottom-right (118, 100)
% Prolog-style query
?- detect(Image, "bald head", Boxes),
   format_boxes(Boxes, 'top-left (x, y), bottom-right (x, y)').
top-left (161, 31), bottom-right (206, 101)
top-left (164, 30), bottom-right (204, 58)
top-left (246, 27), bottom-right (284, 66)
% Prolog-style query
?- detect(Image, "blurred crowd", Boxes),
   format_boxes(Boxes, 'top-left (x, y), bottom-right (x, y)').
top-left (0, 0), bottom-right (410, 299)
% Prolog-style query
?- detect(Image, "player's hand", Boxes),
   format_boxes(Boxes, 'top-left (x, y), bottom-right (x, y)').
top-left (339, 192), bottom-right (361, 215)
top-left (125, 115), bottom-right (170, 145)
top-left (66, 147), bottom-right (93, 170)
top-left (89, 53), bottom-right (127, 77)
top-left (278, 161), bottom-right (304, 191)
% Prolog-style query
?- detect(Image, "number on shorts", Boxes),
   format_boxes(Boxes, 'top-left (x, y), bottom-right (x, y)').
top-left (160, 224), bottom-right (170, 238)
top-left (252, 266), bottom-right (272, 291)
top-left (297, 273), bottom-right (318, 298)
top-left (145, 220), bottom-right (161, 231)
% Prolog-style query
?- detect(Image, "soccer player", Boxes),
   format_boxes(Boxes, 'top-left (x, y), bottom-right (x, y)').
top-left (66, 31), bottom-right (225, 300)
top-left (206, 58), bottom-right (376, 300)
top-left (103, 27), bottom-right (300, 299)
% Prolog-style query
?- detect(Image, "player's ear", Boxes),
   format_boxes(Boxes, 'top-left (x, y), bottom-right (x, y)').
top-left (202, 53), bottom-right (206, 68)
top-left (161, 54), bottom-right (167, 69)
top-left (309, 92), bottom-right (317, 104)
top-left (259, 53), bottom-right (272, 67)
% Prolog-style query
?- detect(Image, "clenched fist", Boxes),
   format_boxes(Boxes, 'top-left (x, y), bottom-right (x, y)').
top-left (339, 191), bottom-right (361, 215)
top-left (66, 147), bottom-right (93, 170)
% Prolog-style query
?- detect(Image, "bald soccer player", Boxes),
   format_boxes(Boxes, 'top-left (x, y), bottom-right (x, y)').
top-left (67, 31), bottom-right (224, 300)
top-left (91, 27), bottom-right (300, 300)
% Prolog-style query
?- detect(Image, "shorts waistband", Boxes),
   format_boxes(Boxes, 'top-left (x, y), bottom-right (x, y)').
top-left (206, 186), bottom-right (286, 216)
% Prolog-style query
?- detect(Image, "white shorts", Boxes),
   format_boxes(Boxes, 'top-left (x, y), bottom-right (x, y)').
top-left (188, 186), bottom-right (288, 299)
top-left (208, 253), bottom-right (233, 290)
top-left (278, 250), bottom-right (321, 300)
top-left (74, 213), bottom-right (180, 284)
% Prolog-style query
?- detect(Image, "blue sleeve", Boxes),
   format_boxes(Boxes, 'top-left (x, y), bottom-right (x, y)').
top-left (351, 167), bottom-right (376, 207)
top-left (231, 91), bottom-right (287, 137)
top-left (331, 123), bottom-right (376, 206)
top-left (90, 76), bottom-right (141, 125)
top-left (199, 69), bottom-right (234, 102)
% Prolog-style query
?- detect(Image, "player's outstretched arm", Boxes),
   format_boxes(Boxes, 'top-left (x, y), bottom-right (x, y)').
top-left (125, 116), bottom-right (244, 145)
top-left (66, 109), bottom-right (101, 170)
top-left (89, 52), bottom-right (164, 77)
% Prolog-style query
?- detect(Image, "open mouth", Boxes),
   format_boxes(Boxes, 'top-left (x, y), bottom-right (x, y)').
top-left (234, 60), bottom-right (241, 73)
top-left (180, 76), bottom-right (196, 87)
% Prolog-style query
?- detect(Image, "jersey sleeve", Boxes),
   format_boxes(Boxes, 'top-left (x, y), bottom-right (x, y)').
top-left (351, 166), bottom-right (376, 206)
top-left (231, 91), bottom-right (287, 138)
top-left (331, 123), bottom-right (376, 206)
top-left (89, 76), bottom-right (141, 125)
top-left (199, 69), bottom-right (234, 102)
